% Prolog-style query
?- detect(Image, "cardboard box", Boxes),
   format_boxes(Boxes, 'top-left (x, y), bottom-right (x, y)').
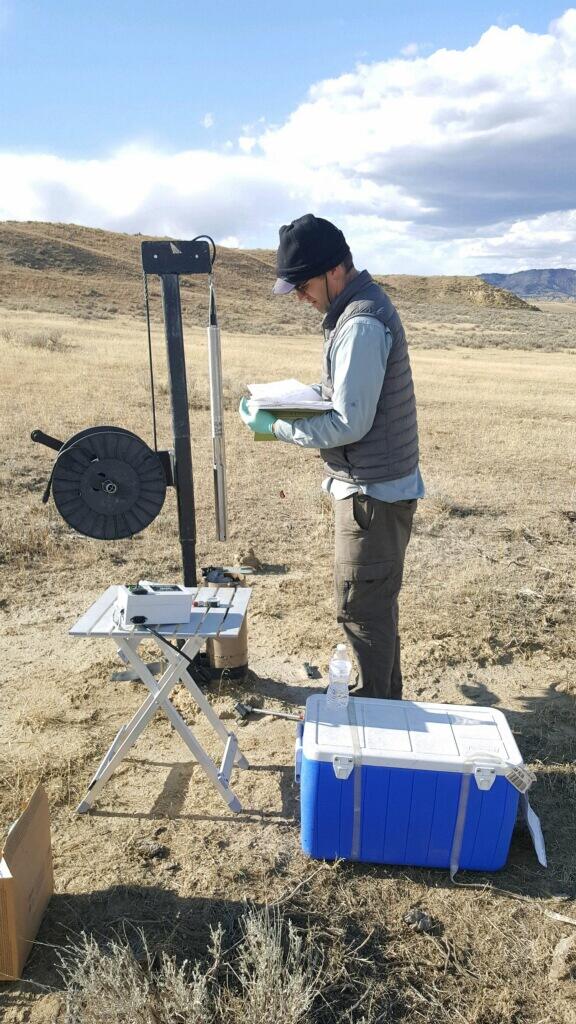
top-left (0, 785), bottom-right (54, 981)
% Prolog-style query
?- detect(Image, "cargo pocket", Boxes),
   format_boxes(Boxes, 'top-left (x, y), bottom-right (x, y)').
top-left (336, 562), bottom-right (403, 624)
top-left (352, 493), bottom-right (374, 531)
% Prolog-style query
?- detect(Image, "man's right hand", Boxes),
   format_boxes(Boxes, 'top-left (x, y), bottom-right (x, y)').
top-left (238, 398), bottom-right (277, 436)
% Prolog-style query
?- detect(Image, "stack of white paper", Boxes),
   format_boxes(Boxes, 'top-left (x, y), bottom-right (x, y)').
top-left (247, 378), bottom-right (332, 411)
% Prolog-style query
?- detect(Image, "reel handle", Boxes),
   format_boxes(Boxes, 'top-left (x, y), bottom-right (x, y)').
top-left (31, 429), bottom-right (64, 452)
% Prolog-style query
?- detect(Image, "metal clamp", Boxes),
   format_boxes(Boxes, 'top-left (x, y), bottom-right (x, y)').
top-left (469, 752), bottom-right (536, 794)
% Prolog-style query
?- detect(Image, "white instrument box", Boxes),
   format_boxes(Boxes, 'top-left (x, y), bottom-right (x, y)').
top-left (114, 581), bottom-right (192, 626)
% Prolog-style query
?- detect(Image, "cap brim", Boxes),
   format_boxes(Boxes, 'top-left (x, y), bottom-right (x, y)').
top-left (272, 278), bottom-right (296, 295)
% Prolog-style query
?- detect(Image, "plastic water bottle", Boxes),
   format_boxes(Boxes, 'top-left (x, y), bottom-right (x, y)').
top-left (327, 643), bottom-right (352, 709)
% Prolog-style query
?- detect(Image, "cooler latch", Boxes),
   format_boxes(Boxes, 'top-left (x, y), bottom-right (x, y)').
top-left (332, 755), bottom-right (354, 780)
top-left (473, 766), bottom-right (496, 791)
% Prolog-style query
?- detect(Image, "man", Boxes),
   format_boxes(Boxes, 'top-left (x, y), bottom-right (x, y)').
top-left (239, 214), bottom-right (424, 699)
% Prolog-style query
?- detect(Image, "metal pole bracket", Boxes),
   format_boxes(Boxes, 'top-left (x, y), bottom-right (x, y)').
top-left (141, 240), bottom-right (213, 276)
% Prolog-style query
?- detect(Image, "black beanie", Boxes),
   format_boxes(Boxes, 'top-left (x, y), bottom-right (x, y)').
top-left (273, 214), bottom-right (351, 294)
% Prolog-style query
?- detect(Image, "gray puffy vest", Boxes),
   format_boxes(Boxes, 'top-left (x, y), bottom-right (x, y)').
top-left (320, 270), bottom-right (419, 483)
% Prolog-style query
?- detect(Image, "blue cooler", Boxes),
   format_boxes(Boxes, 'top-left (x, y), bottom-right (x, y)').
top-left (296, 695), bottom-right (540, 872)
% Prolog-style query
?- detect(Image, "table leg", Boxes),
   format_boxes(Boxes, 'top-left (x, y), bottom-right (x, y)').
top-left (158, 637), bottom-right (250, 770)
top-left (77, 638), bottom-right (202, 812)
top-left (119, 640), bottom-right (243, 812)
top-left (77, 632), bottom-right (248, 814)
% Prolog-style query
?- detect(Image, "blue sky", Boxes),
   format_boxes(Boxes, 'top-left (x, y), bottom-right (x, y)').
top-left (0, 0), bottom-right (565, 155)
top-left (1, 2), bottom-right (575, 272)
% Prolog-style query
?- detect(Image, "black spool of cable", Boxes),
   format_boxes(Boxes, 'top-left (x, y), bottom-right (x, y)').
top-left (47, 426), bottom-right (167, 540)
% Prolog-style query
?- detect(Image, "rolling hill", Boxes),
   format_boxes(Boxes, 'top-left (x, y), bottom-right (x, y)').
top-left (0, 220), bottom-right (534, 334)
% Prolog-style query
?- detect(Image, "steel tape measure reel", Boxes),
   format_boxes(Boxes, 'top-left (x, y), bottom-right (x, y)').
top-left (46, 426), bottom-right (167, 540)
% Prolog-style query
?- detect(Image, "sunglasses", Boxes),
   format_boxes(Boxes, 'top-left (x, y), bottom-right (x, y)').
top-left (295, 279), bottom-right (311, 294)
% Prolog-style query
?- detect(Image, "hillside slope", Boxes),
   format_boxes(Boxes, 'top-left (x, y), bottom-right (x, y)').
top-left (0, 220), bottom-right (534, 333)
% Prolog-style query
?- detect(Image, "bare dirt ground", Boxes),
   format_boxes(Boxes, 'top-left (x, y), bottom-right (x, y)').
top-left (1, 303), bottom-right (575, 1023)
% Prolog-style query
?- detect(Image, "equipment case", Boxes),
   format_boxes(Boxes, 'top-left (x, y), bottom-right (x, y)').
top-left (296, 696), bottom-right (539, 872)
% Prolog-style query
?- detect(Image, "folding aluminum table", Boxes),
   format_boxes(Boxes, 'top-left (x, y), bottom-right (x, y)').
top-left (70, 585), bottom-right (251, 814)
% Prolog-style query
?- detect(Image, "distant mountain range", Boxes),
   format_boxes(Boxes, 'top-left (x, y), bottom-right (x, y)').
top-left (480, 269), bottom-right (576, 302)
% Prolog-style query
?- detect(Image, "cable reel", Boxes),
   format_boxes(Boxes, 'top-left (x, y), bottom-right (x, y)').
top-left (31, 426), bottom-right (168, 540)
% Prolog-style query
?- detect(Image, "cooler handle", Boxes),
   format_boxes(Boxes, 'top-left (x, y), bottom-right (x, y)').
top-left (294, 721), bottom-right (303, 784)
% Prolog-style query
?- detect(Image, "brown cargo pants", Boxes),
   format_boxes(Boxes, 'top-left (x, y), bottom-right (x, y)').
top-left (334, 493), bottom-right (416, 700)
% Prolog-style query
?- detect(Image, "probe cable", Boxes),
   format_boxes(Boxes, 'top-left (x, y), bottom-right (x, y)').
top-left (141, 624), bottom-right (196, 665)
top-left (141, 624), bottom-right (211, 686)
top-left (191, 234), bottom-right (216, 267)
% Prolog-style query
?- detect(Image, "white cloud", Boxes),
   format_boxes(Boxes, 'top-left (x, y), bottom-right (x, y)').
top-left (1, 10), bottom-right (576, 272)
top-left (462, 209), bottom-right (576, 265)
top-left (200, 112), bottom-right (214, 129)
top-left (218, 234), bottom-right (240, 248)
top-left (400, 42), bottom-right (420, 57)
top-left (238, 136), bottom-right (257, 154)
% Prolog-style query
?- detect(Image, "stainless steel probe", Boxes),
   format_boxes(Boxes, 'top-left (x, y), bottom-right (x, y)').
top-left (207, 277), bottom-right (228, 541)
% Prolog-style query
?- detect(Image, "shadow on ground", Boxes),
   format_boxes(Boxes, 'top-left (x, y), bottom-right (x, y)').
top-left (455, 678), bottom-right (576, 898)
top-left (2, 886), bottom-right (260, 1008)
top-left (84, 756), bottom-right (299, 823)
top-left (243, 670), bottom-right (322, 706)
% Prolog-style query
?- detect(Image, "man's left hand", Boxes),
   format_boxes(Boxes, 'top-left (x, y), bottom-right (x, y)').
top-left (239, 397), bottom-right (277, 437)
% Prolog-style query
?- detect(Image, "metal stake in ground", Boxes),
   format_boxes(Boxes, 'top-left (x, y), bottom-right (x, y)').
top-left (234, 702), bottom-right (304, 723)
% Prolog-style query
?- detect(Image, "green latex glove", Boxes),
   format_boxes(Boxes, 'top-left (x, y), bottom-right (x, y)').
top-left (239, 397), bottom-right (277, 436)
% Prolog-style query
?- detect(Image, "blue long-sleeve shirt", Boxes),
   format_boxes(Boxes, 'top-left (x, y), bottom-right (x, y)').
top-left (273, 315), bottom-right (425, 502)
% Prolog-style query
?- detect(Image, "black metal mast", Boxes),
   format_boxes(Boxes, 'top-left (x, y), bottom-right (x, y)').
top-left (141, 239), bottom-right (214, 587)
top-left (161, 273), bottom-right (197, 585)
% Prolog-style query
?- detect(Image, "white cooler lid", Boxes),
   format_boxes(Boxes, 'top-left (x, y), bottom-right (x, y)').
top-left (303, 696), bottom-right (524, 774)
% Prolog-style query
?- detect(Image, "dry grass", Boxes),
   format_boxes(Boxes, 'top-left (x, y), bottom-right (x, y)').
top-left (0, 518), bottom-right (60, 567)
top-left (1, 325), bottom-right (72, 351)
top-left (155, 374), bottom-right (247, 412)
top-left (57, 906), bottom-right (363, 1024)
top-left (58, 926), bottom-right (220, 1024)
top-left (0, 304), bottom-right (575, 1024)
top-left (52, 875), bottom-right (575, 1024)
top-left (399, 302), bottom-right (576, 351)
top-left (0, 750), bottom-right (90, 840)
